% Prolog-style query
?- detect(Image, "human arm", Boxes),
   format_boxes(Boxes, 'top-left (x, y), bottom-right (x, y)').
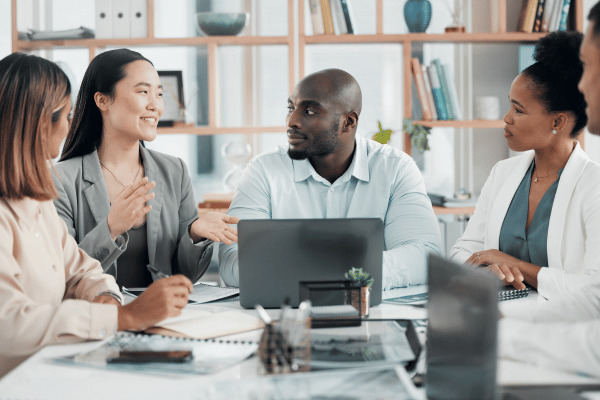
top-left (0, 208), bottom-right (121, 361)
top-left (382, 159), bottom-right (441, 289)
top-left (172, 159), bottom-right (215, 282)
top-left (499, 318), bottom-right (600, 378)
top-left (449, 163), bottom-right (499, 264)
top-left (219, 160), bottom-right (272, 287)
top-left (534, 181), bottom-right (600, 299)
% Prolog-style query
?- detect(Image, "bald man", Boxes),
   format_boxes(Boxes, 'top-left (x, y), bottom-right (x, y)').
top-left (219, 69), bottom-right (441, 289)
top-left (498, 3), bottom-right (600, 377)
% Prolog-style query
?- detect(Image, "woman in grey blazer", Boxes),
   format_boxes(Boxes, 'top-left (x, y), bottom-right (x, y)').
top-left (53, 49), bottom-right (239, 287)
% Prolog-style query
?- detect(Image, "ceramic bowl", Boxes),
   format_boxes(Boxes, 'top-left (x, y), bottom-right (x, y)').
top-left (196, 12), bottom-right (250, 36)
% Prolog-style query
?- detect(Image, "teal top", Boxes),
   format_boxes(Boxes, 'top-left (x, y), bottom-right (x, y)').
top-left (499, 161), bottom-right (563, 268)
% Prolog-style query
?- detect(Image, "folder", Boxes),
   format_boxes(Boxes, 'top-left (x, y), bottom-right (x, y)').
top-left (130, 0), bottom-right (147, 38)
top-left (95, 0), bottom-right (112, 39)
top-left (112, 0), bottom-right (131, 39)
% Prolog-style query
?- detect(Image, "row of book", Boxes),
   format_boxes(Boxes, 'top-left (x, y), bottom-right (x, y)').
top-left (411, 58), bottom-right (462, 122)
top-left (517, 0), bottom-right (572, 33)
top-left (308, 0), bottom-right (355, 35)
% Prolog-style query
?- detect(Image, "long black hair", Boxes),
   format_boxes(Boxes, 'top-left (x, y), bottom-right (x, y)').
top-left (60, 48), bottom-right (152, 161)
top-left (522, 31), bottom-right (587, 138)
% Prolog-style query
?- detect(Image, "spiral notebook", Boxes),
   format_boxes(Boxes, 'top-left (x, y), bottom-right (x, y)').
top-left (51, 331), bottom-right (258, 375)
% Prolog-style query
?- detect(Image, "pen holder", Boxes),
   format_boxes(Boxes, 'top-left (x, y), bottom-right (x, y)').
top-left (258, 315), bottom-right (311, 374)
top-left (349, 286), bottom-right (370, 317)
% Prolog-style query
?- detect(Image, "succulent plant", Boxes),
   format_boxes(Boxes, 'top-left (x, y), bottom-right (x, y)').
top-left (344, 267), bottom-right (374, 288)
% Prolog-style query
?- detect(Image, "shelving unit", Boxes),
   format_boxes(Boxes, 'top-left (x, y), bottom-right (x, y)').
top-left (10, 0), bottom-right (585, 216)
top-left (298, 0), bottom-right (584, 159)
top-left (10, 0), bottom-right (294, 137)
top-left (297, 0), bottom-right (583, 215)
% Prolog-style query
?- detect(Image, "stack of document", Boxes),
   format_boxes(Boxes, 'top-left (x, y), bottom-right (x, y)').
top-left (123, 282), bottom-right (239, 304)
top-left (428, 193), bottom-right (478, 208)
top-left (27, 26), bottom-right (94, 41)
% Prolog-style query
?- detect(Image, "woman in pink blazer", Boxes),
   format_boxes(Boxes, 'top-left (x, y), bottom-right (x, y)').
top-left (0, 53), bottom-right (193, 377)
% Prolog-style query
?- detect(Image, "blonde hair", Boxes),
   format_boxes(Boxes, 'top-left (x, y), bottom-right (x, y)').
top-left (0, 53), bottom-right (71, 200)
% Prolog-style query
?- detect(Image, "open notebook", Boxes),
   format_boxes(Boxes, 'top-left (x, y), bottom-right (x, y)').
top-left (145, 309), bottom-right (264, 339)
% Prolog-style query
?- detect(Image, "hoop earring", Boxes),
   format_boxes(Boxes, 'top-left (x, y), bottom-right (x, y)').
top-left (552, 129), bottom-right (558, 135)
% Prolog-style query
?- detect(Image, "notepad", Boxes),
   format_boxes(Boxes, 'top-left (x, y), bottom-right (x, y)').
top-left (146, 309), bottom-right (264, 340)
top-left (123, 282), bottom-right (239, 304)
top-left (52, 331), bottom-right (258, 375)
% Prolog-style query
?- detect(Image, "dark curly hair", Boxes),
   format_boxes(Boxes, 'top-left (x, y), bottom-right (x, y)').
top-left (522, 31), bottom-right (587, 138)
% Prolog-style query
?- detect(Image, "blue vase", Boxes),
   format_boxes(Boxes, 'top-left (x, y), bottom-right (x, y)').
top-left (404, 0), bottom-right (432, 33)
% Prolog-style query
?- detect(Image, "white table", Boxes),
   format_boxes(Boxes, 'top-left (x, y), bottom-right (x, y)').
top-left (1, 293), bottom-right (599, 400)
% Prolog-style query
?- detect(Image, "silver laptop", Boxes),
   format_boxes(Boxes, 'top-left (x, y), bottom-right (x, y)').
top-left (238, 218), bottom-right (383, 309)
top-left (426, 254), bottom-right (499, 400)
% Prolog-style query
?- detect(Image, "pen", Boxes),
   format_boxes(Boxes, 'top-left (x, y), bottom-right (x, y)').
top-left (146, 264), bottom-right (170, 280)
top-left (255, 304), bottom-right (272, 325)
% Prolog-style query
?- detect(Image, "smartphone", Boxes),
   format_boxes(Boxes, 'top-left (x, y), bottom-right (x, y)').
top-left (107, 350), bottom-right (193, 364)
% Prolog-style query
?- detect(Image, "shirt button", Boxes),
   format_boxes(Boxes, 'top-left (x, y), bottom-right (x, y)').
top-left (52, 264), bottom-right (57, 272)
top-left (34, 231), bottom-right (40, 238)
top-left (331, 187), bottom-right (335, 192)
top-left (99, 329), bottom-right (106, 338)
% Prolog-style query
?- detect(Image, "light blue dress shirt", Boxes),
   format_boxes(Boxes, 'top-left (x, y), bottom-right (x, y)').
top-left (218, 134), bottom-right (441, 289)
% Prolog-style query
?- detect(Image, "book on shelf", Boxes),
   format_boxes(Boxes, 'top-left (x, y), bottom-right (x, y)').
top-left (432, 59), bottom-right (455, 120)
top-left (411, 58), bottom-right (433, 121)
top-left (517, 0), bottom-right (539, 33)
top-left (426, 64), bottom-right (449, 121)
top-left (549, 0), bottom-right (563, 31)
top-left (540, 0), bottom-right (556, 31)
top-left (320, 0), bottom-right (335, 35)
top-left (339, 0), bottom-right (355, 34)
top-left (308, 0), bottom-right (326, 35)
top-left (421, 66), bottom-right (438, 121)
top-left (558, 0), bottom-right (573, 31)
top-left (330, 0), bottom-right (348, 35)
top-left (532, 0), bottom-right (546, 32)
top-left (443, 63), bottom-right (462, 121)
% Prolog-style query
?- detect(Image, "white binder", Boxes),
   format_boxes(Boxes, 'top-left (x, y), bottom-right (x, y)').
top-left (112, 0), bottom-right (131, 39)
top-left (95, 0), bottom-right (113, 39)
top-left (130, 0), bottom-right (147, 38)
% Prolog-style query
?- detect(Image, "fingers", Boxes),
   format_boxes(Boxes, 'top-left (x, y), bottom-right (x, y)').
top-left (221, 215), bottom-right (240, 224)
top-left (116, 177), bottom-right (150, 199)
top-left (485, 264), bottom-right (507, 281)
top-left (128, 180), bottom-right (156, 201)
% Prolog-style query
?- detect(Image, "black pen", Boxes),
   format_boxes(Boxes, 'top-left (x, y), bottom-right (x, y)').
top-left (146, 264), bottom-right (170, 280)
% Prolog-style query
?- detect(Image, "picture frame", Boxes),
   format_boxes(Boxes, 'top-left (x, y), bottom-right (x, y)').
top-left (157, 71), bottom-right (184, 127)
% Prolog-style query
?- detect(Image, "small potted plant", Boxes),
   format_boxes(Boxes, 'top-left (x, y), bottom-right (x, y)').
top-left (371, 119), bottom-right (431, 154)
top-left (344, 267), bottom-right (374, 317)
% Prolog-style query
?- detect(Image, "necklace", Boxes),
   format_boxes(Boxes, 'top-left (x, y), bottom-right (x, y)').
top-left (99, 159), bottom-right (142, 187)
top-left (533, 169), bottom-right (559, 183)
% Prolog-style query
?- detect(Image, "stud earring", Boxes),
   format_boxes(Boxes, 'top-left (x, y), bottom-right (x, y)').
top-left (552, 129), bottom-right (558, 135)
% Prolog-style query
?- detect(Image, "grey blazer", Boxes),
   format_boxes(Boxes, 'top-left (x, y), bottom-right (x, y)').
top-left (52, 145), bottom-right (213, 283)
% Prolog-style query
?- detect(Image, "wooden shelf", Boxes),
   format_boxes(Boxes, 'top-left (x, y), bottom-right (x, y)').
top-left (414, 120), bottom-right (505, 129)
top-left (302, 32), bottom-right (548, 45)
top-left (14, 35), bottom-right (291, 51)
top-left (433, 206), bottom-right (476, 215)
top-left (157, 125), bottom-right (286, 135)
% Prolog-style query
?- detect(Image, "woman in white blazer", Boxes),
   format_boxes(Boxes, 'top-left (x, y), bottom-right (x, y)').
top-left (0, 53), bottom-right (192, 377)
top-left (450, 32), bottom-right (600, 300)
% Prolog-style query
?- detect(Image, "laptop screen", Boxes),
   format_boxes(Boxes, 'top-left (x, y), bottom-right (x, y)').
top-left (238, 218), bottom-right (383, 308)
top-left (426, 254), bottom-right (499, 400)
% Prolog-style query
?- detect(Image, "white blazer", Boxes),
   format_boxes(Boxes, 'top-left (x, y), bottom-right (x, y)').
top-left (450, 142), bottom-right (600, 300)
